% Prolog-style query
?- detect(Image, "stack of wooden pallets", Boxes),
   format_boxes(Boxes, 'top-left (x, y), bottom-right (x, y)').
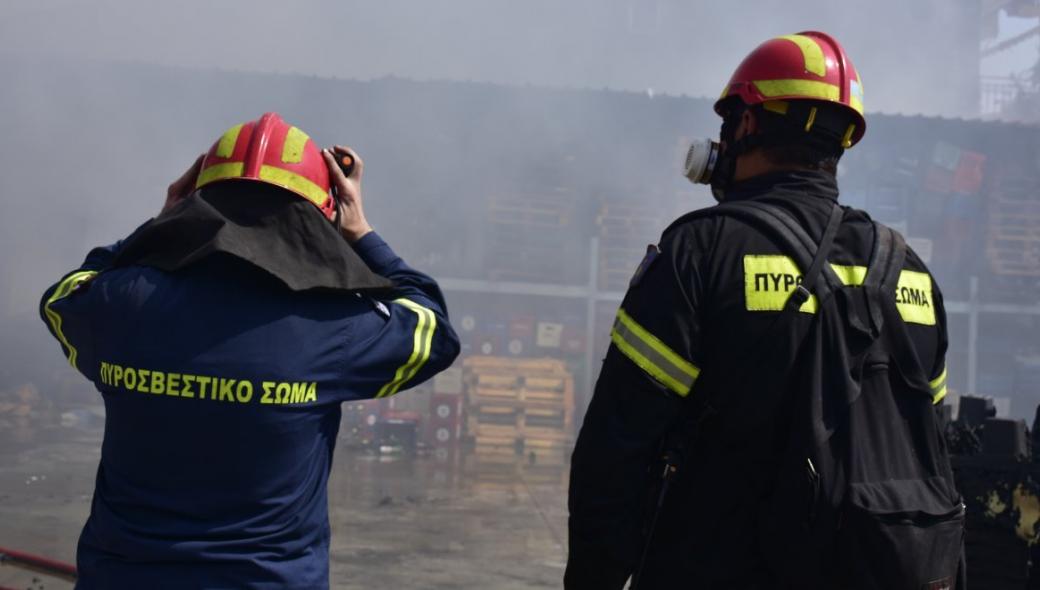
top-left (463, 356), bottom-right (575, 464)
top-left (596, 200), bottom-right (664, 291)
top-left (986, 172), bottom-right (1040, 278)
top-left (485, 189), bottom-right (575, 284)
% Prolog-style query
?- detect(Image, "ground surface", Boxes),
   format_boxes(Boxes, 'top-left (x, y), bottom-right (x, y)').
top-left (0, 427), bottom-right (568, 589)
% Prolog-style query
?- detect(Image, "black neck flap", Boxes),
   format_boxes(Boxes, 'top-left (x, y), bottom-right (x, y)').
top-left (111, 184), bottom-right (396, 294)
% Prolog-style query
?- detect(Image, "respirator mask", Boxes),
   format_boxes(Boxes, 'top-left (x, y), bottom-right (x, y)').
top-left (682, 139), bottom-right (723, 199)
top-left (682, 105), bottom-right (745, 202)
top-left (684, 101), bottom-right (851, 201)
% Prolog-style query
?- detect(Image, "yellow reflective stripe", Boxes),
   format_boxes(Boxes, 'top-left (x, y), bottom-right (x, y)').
top-left (745, 257), bottom-right (937, 326)
top-left (258, 165), bottom-right (330, 207)
top-left (281, 126), bottom-right (309, 164)
top-left (895, 270), bottom-right (936, 326)
top-left (830, 264), bottom-right (867, 286)
top-left (43, 270), bottom-right (98, 369)
top-left (376, 299), bottom-right (437, 398)
top-left (743, 255), bottom-right (818, 313)
top-left (930, 366), bottom-right (948, 404)
top-left (850, 75), bottom-right (865, 115)
top-left (850, 96), bottom-right (864, 117)
top-left (612, 309), bottom-right (700, 397)
top-left (216, 123), bottom-right (243, 158)
top-left (777, 34), bottom-right (826, 77)
top-left (753, 79), bottom-right (841, 102)
top-left (196, 161), bottom-right (245, 188)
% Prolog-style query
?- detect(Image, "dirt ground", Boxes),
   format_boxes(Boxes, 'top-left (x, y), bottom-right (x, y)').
top-left (0, 427), bottom-right (569, 589)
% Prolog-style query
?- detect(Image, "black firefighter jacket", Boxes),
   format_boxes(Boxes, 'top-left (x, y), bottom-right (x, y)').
top-left (565, 170), bottom-right (949, 589)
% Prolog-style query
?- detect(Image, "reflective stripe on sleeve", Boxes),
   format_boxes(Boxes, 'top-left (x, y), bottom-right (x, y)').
top-left (376, 299), bottom-right (437, 398)
top-left (930, 366), bottom-right (948, 404)
top-left (610, 308), bottom-right (700, 397)
top-left (43, 270), bottom-right (98, 370)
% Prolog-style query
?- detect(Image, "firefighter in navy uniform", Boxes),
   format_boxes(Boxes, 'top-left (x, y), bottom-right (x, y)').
top-left (566, 33), bottom-right (951, 588)
top-left (40, 113), bottom-right (460, 589)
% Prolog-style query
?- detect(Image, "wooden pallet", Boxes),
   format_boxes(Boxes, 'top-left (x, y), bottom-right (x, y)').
top-left (464, 356), bottom-right (576, 441)
top-left (472, 386), bottom-right (520, 400)
top-left (986, 234), bottom-right (1040, 277)
top-left (474, 423), bottom-right (523, 438)
top-left (475, 435), bottom-right (519, 451)
top-left (525, 448), bottom-right (569, 465)
top-left (476, 373), bottom-right (521, 388)
top-left (522, 407), bottom-right (566, 430)
top-left (987, 260), bottom-right (1040, 277)
top-left (520, 387), bottom-right (568, 404)
top-left (488, 196), bottom-right (573, 228)
top-left (597, 202), bottom-right (666, 219)
top-left (464, 356), bottom-right (569, 373)
top-left (474, 405), bottom-right (521, 425)
top-left (520, 427), bottom-right (571, 441)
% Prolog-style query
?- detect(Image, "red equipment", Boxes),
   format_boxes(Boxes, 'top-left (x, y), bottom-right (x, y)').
top-left (716, 31), bottom-right (866, 147)
top-left (427, 393), bottom-right (464, 447)
top-left (196, 112), bottom-right (337, 220)
top-left (0, 545), bottom-right (77, 583)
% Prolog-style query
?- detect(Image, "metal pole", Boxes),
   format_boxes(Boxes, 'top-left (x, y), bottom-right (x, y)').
top-left (582, 237), bottom-right (601, 429)
top-left (968, 276), bottom-right (979, 395)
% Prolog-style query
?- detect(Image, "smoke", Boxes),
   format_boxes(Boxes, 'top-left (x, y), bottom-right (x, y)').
top-left (0, 0), bottom-right (992, 116)
top-left (1, 1), bottom-right (1035, 418)
top-left (1, 3), bottom-right (1039, 580)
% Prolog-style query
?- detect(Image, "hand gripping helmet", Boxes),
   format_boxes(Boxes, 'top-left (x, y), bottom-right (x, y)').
top-left (715, 31), bottom-right (866, 148)
top-left (195, 113), bottom-right (336, 220)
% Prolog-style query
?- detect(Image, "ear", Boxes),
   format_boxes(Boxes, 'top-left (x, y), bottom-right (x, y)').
top-left (740, 108), bottom-right (758, 137)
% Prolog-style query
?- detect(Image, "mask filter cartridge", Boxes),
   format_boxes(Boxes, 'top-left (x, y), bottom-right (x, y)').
top-left (683, 139), bottom-right (721, 185)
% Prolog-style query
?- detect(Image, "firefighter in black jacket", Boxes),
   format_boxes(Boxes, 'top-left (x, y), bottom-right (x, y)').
top-left (566, 31), bottom-right (950, 588)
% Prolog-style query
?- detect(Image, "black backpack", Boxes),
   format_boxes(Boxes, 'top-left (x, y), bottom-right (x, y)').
top-left (636, 201), bottom-right (966, 590)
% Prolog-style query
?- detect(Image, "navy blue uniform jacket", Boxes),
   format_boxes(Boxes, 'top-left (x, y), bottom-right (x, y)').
top-left (40, 231), bottom-right (460, 589)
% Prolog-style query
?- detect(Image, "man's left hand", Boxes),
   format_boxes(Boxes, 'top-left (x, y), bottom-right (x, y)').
top-left (162, 155), bottom-right (205, 215)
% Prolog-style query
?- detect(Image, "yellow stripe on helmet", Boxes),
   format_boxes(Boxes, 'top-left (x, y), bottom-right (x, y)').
top-left (215, 124), bottom-right (244, 159)
top-left (850, 95), bottom-right (864, 116)
top-left (753, 79), bottom-right (841, 102)
top-left (281, 126), bottom-right (310, 164)
top-left (777, 34), bottom-right (827, 77)
top-left (258, 165), bottom-right (330, 207)
top-left (196, 162), bottom-right (245, 189)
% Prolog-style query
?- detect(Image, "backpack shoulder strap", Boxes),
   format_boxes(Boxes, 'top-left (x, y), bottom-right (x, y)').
top-left (677, 200), bottom-right (845, 422)
top-left (872, 225), bottom-right (934, 396)
top-left (703, 201), bottom-right (844, 303)
top-left (862, 222), bottom-right (905, 291)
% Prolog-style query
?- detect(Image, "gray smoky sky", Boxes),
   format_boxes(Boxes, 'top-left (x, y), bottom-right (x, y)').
top-left (0, 0), bottom-right (1024, 117)
top-left (0, 0), bottom-right (1037, 418)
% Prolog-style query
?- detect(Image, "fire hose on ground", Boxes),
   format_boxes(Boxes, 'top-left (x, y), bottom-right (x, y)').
top-left (0, 545), bottom-right (77, 584)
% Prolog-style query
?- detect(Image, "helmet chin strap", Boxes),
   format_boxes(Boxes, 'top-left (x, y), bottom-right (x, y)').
top-left (330, 194), bottom-right (341, 227)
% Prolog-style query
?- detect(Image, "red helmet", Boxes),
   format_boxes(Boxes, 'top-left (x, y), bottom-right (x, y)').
top-left (195, 112), bottom-right (336, 220)
top-left (715, 31), bottom-right (866, 148)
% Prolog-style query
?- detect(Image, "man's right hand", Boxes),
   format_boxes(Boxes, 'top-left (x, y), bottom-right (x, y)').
top-left (323, 145), bottom-right (373, 243)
